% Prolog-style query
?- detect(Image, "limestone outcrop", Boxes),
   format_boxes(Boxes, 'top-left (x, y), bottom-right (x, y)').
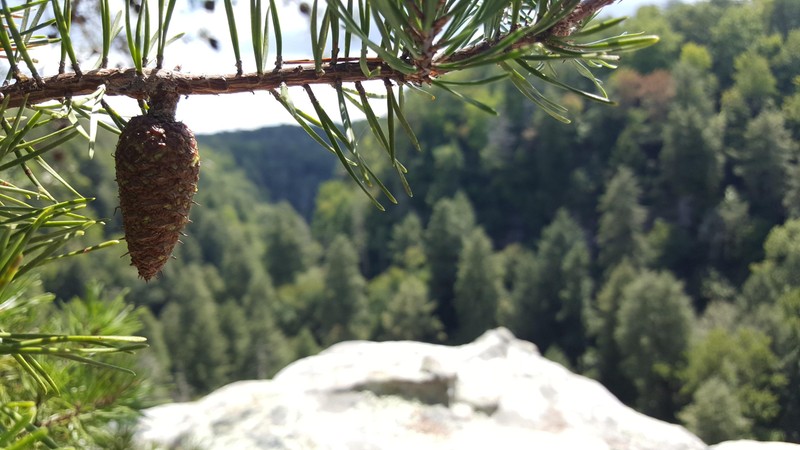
top-left (135, 328), bottom-right (799, 450)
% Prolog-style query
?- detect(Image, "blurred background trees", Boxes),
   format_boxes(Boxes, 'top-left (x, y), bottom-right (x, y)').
top-left (60, 0), bottom-right (792, 441)
top-left (3, 0), bottom-right (800, 446)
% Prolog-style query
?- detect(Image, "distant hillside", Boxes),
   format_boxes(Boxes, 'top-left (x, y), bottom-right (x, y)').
top-left (197, 125), bottom-right (338, 219)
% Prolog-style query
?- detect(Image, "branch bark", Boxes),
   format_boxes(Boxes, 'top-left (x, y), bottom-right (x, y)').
top-left (0, 61), bottom-right (410, 109)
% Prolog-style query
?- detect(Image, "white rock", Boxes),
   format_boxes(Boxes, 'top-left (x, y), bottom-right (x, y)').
top-left (710, 441), bottom-right (800, 450)
top-left (134, 328), bottom-right (792, 450)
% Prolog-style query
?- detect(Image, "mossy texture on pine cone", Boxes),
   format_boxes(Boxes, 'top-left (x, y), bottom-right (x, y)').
top-left (115, 115), bottom-right (199, 280)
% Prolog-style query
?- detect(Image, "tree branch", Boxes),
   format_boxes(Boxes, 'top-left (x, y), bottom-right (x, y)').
top-left (0, 0), bottom-right (619, 110)
top-left (0, 61), bottom-right (411, 109)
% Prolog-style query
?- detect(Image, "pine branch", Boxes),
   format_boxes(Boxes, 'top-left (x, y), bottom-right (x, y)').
top-left (0, 61), bottom-right (406, 108)
top-left (0, 0), bottom-right (625, 109)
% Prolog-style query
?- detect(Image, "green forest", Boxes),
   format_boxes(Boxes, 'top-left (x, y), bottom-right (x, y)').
top-left (16, 0), bottom-right (800, 444)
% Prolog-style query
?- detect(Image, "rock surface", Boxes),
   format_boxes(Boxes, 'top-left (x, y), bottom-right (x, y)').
top-left (135, 328), bottom-right (799, 450)
top-left (710, 443), bottom-right (800, 450)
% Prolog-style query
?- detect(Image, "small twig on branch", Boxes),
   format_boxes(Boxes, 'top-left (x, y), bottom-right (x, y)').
top-left (551, 0), bottom-right (619, 36)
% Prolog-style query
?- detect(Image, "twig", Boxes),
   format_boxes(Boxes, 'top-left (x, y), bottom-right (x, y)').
top-left (551, 0), bottom-right (619, 36)
top-left (0, 62), bottom-right (409, 108)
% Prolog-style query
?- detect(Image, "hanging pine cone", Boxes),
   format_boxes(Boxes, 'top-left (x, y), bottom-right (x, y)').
top-left (115, 91), bottom-right (199, 281)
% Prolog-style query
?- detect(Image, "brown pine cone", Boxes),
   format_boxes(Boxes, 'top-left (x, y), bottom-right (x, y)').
top-left (115, 114), bottom-right (200, 280)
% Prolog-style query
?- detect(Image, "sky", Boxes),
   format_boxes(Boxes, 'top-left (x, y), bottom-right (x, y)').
top-left (28, 0), bottom-right (673, 135)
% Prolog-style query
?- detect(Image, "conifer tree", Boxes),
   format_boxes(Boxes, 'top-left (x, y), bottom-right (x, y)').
top-left (389, 212), bottom-right (426, 270)
top-left (425, 192), bottom-right (477, 333)
top-left (586, 259), bottom-right (638, 403)
top-left (660, 63), bottom-right (724, 219)
top-left (699, 186), bottom-right (761, 283)
top-left (775, 289), bottom-right (800, 441)
top-left (615, 270), bottom-right (694, 419)
top-left (137, 307), bottom-right (173, 390)
top-left (219, 299), bottom-right (252, 379)
top-left (782, 163), bottom-right (800, 218)
top-left (679, 377), bottom-right (750, 444)
top-left (597, 167), bottom-right (648, 273)
top-left (239, 265), bottom-right (294, 378)
top-left (161, 265), bottom-right (229, 397)
top-left (262, 203), bottom-right (320, 286)
top-left (741, 219), bottom-right (800, 309)
top-left (243, 294), bottom-right (293, 379)
top-left (732, 108), bottom-right (794, 220)
top-left (453, 228), bottom-right (501, 343)
top-left (511, 208), bottom-right (592, 362)
top-left (710, 4), bottom-right (766, 85)
top-left (312, 180), bottom-right (368, 251)
top-left (506, 248), bottom-right (540, 336)
top-left (738, 223), bottom-right (800, 439)
top-left (319, 234), bottom-right (370, 344)
top-left (293, 327), bottom-right (322, 360)
top-left (220, 234), bottom-right (266, 301)
top-left (681, 327), bottom-right (785, 437)
top-left (378, 275), bottom-right (444, 342)
top-left (731, 52), bottom-right (778, 112)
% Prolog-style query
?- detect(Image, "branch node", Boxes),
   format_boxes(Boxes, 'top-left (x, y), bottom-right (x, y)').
top-left (146, 72), bottom-right (180, 121)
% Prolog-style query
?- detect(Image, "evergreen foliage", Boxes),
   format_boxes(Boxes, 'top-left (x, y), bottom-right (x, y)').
top-left (597, 167), bottom-right (648, 272)
top-left (742, 219), bottom-right (800, 310)
top-left (242, 293), bottom-right (293, 379)
top-left (732, 108), bottom-right (794, 220)
top-left (510, 209), bottom-right (592, 363)
top-left (660, 62), bottom-right (723, 215)
top-left (370, 270), bottom-right (443, 342)
top-left (262, 202), bottom-right (320, 287)
top-left (615, 270), bottom-right (694, 419)
top-left (679, 377), bottom-right (751, 444)
top-left (424, 193), bottom-right (477, 334)
top-left (586, 259), bottom-right (638, 403)
top-left (681, 327), bottom-right (786, 437)
top-left (318, 235), bottom-right (369, 345)
top-left (196, 127), bottom-right (338, 219)
top-left (0, 284), bottom-right (153, 448)
top-left (453, 228), bottom-right (501, 343)
top-left (388, 212), bottom-right (426, 270)
top-left (161, 265), bottom-right (229, 398)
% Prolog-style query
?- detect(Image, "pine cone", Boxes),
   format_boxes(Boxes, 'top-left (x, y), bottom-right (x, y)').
top-left (115, 114), bottom-right (200, 280)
